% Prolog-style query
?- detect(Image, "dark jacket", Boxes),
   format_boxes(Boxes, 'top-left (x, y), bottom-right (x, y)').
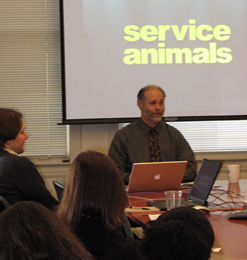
top-left (76, 212), bottom-right (139, 259)
top-left (0, 149), bottom-right (58, 209)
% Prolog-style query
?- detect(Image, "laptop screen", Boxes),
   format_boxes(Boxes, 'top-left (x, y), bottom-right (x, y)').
top-left (188, 159), bottom-right (222, 204)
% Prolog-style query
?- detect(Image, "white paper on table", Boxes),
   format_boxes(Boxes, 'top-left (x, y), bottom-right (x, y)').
top-left (149, 214), bottom-right (161, 221)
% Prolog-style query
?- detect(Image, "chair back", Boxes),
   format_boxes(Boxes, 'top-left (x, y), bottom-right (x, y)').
top-left (53, 180), bottom-right (65, 201)
top-left (121, 212), bottom-right (134, 238)
top-left (0, 195), bottom-right (10, 213)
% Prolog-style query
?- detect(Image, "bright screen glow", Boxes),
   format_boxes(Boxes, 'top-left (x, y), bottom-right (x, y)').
top-left (60, 0), bottom-right (247, 124)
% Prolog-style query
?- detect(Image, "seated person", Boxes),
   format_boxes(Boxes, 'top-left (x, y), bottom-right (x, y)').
top-left (0, 201), bottom-right (93, 260)
top-left (108, 85), bottom-right (197, 185)
top-left (57, 151), bottom-right (138, 259)
top-left (139, 206), bottom-right (214, 260)
top-left (0, 108), bottom-right (58, 209)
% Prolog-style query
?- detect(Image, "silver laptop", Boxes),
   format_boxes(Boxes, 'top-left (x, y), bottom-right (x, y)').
top-left (126, 161), bottom-right (187, 193)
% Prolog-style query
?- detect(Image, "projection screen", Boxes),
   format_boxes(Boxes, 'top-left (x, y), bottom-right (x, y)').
top-left (60, 0), bottom-right (247, 124)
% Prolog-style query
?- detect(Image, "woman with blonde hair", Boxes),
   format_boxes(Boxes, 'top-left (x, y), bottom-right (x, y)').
top-left (57, 151), bottom-right (138, 259)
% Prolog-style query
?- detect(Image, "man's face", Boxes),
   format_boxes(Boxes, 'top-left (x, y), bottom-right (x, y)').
top-left (6, 120), bottom-right (28, 154)
top-left (138, 88), bottom-right (165, 127)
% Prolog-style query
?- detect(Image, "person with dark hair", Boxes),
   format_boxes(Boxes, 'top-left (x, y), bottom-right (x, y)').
top-left (108, 84), bottom-right (196, 185)
top-left (0, 108), bottom-right (58, 209)
top-left (0, 201), bottom-right (93, 260)
top-left (57, 151), bottom-right (138, 259)
top-left (139, 207), bottom-right (214, 260)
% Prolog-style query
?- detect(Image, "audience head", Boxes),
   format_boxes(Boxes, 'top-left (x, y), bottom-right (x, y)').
top-left (137, 85), bottom-right (166, 127)
top-left (0, 108), bottom-right (28, 153)
top-left (57, 150), bottom-right (128, 231)
top-left (139, 206), bottom-right (214, 260)
top-left (0, 201), bottom-right (93, 260)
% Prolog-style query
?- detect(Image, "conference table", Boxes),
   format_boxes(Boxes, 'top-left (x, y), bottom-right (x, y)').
top-left (125, 180), bottom-right (247, 260)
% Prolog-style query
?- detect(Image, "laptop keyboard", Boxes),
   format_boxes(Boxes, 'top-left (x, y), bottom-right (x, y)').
top-left (146, 199), bottom-right (200, 210)
top-left (181, 199), bottom-right (197, 207)
top-left (146, 200), bottom-right (167, 210)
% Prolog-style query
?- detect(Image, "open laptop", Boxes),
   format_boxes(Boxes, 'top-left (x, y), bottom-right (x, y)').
top-left (147, 159), bottom-right (222, 209)
top-left (126, 161), bottom-right (187, 193)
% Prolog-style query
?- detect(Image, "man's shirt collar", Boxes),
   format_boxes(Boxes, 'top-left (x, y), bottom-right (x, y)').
top-left (138, 119), bottom-right (163, 135)
top-left (3, 148), bottom-right (19, 156)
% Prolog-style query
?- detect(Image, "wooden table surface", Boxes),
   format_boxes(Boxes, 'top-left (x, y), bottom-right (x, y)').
top-left (126, 180), bottom-right (247, 260)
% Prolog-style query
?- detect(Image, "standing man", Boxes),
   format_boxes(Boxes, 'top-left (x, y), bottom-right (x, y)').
top-left (0, 108), bottom-right (58, 209)
top-left (108, 85), bottom-right (197, 185)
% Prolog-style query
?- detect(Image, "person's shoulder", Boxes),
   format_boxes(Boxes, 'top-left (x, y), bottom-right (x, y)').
top-left (121, 120), bottom-right (139, 130)
top-left (17, 155), bottom-right (34, 164)
top-left (161, 121), bottom-right (182, 134)
top-left (0, 149), bottom-right (19, 162)
top-left (160, 121), bottom-right (188, 143)
top-left (115, 120), bottom-right (139, 136)
top-left (0, 150), bottom-right (36, 173)
top-left (101, 240), bottom-right (141, 260)
top-left (11, 154), bottom-right (36, 169)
